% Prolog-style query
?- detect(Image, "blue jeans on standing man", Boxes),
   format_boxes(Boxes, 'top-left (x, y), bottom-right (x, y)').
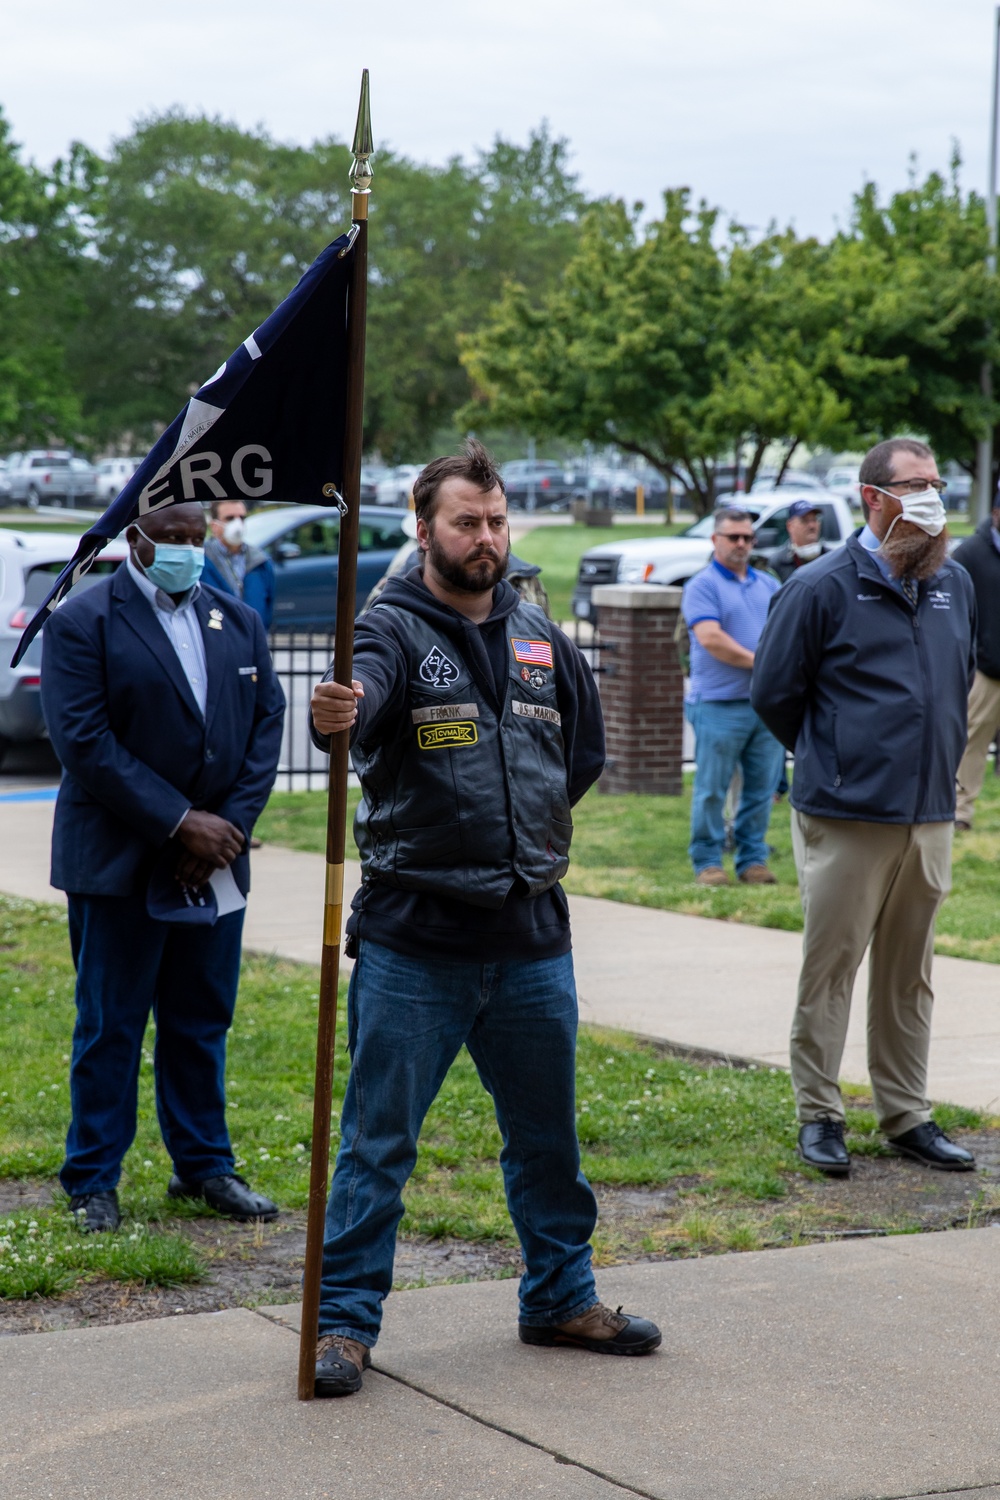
top-left (686, 697), bottom-right (785, 876)
top-left (319, 939), bottom-right (599, 1347)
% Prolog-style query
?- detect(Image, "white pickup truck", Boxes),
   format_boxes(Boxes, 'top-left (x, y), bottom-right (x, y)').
top-left (570, 488), bottom-right (857, 619)
top-left (4, 450), bottom-right (97, 509)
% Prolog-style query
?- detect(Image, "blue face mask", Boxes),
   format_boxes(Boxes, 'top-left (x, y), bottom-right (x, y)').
top-left (135, 526), bottom-right (205, 594)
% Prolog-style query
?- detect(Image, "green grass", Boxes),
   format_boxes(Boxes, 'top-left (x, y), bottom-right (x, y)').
top-left (0, 516), bottom-right (92, 534)
top-left (13, 888), bottom-right (971, 1294)
top-left (257, 775), bottom-right (1000, 964)
top-left (514, 520), bottom-right (687, 621)
top-left (0, 1210), bottom-right (202, 1300)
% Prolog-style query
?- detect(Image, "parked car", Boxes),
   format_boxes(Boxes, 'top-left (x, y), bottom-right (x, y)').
top-left (4, 451), bottom-right (97, 509)
top-left (0, 458), bottom-right (11, 503)
top-left (570, 491), bottom-right (856, 620)
top-left (244, 504), bottom-right (411, 630)
top-left (717, 470), bottom-right (826, 501)
top-left (501, 460), bottom-right (574, 510)
top-left (374, 465), bottom-right (423, 507)
top-left (360, 464), bottom-right (392, 504)
top-left (0, 530), bottom-right (129, 760)
top-left (95, 456), bottom-right (142, 502)
top-left (823, 465), bottom-right (862, 507)
top-left (942, 467), bottom-right (973, 511)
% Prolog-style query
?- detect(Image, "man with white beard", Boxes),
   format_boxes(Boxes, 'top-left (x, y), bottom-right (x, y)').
top-left (751, 438), bottom-right (977, 1178)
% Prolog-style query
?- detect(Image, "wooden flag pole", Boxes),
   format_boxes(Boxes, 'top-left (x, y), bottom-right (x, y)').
top-left (297, 69), bottom-right (372, 1402)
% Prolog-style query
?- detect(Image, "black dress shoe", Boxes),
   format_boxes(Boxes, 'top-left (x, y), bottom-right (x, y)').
top-left (315, 1335), bottom-right (371, 1396)
top-left (167, 1172), bottom-right (279, 1220)
top-left (519, 1302), bottom-right (661, 1355)
top-left (887, 1122), bottom-right (975, 1171)
top-left (797, 1118), bottom-right (850, 1176)
top-left (69, 1189), bottom-right (121, 1233)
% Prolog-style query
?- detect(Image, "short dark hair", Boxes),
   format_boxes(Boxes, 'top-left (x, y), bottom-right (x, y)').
top-left (412, 439), bottom-right (505, 524)
top-left (713, 506), bottom-right (753, 529)
top-left (858, 438), bottom-right (934, 490)
top-left (209, 499), bottom-right (246, 520)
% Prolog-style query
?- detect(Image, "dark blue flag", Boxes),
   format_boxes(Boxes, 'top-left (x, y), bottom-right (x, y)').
top-left (12, 232), bottom-right (354, 665)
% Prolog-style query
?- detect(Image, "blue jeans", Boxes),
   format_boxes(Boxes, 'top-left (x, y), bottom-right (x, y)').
top-left (60, 894), bottom-right (244, 1196)
top-left (319, 940), bottom-right (598, 1347)
top-left (687, 698), bottom-right (785, 876)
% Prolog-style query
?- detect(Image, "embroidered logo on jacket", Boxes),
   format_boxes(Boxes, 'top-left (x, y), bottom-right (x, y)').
top-left (419, 645), bottom-right (461, 687)
top-left (417, 721), bottom-right (479, 750)
top-left (511, 701), bottom-right (561, 726)
top-left (510, 637), bottom-right (554, 668)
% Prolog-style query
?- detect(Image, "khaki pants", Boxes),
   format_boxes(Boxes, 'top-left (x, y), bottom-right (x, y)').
top-left (955, 670), bottom-right (1000, 826)
top-left (790, 811), bottom-right (952, 1137)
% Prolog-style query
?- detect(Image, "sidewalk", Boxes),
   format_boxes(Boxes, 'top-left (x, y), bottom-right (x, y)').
top-left (4, 1229), bottom-right (1000, 1499)
top-left (5, 798), bottom-right (1000, 1497)
top-left (2, 794), bottom-right (999, 1112)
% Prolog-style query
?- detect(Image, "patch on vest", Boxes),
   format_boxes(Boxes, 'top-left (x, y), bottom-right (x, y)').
top-left (512, 700), bottom-right (561, 726)
top-left (419, 645), bottom-right (461, 688)
top-left (510, 637), bottom-right (554, 668)
top-left (520, 665), bottom-right (548, 690)
top-left (411, 703), bottom-right (480, 724)
top-left (417, 721), bottom-right (479, 750)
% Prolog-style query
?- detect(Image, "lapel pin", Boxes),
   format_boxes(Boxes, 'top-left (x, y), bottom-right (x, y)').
top-left (208, 608), bottom-right (224, 631)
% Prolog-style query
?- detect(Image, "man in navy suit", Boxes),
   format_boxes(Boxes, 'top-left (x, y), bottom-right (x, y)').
top-left (41, 502), bottom-right (285, 1232)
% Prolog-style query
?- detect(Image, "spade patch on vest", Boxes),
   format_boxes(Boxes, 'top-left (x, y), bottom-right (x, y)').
top-left (417, 721), bottom-right (479, 750)
top-left (419, 645), bottom-right (461, 688)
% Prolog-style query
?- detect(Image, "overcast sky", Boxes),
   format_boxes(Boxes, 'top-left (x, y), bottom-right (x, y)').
top-left (3, 0), bottom-right (997, 238)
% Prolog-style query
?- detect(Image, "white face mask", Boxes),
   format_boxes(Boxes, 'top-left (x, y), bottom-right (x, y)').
top-left (871, 486), bottom-right (946, 540)
top-left (222, 517), bottom-right (246, 546)
top-left (792, 541), bottom-right (822, 560)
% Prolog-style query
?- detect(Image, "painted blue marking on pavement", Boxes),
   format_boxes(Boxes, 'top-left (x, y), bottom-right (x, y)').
top-left (0, 788), bottom-right (59, 803)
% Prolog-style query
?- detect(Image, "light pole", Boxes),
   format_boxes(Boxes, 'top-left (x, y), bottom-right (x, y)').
top-left (976, 5), bottom-right (1000, 523)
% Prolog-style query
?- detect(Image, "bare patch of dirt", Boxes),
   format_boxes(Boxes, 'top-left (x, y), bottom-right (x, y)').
top-left (3, 1132), bottom-right (999, 1336)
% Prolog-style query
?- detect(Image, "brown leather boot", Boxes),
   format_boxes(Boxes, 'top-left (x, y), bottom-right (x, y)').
top-left (738, 864), bottom-right (777, 885)
top-left (519, 1301), bottom-right (661, 1355)
top-left (315, 1334), bottom-right (372, 1396)
top-left (695, 866), bottom-right (730, 887)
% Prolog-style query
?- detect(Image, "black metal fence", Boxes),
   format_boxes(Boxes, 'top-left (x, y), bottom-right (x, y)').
top-left (267, 630), bottom-right (336, 792)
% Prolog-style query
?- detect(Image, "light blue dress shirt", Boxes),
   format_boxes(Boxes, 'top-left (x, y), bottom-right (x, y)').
top-left (127, 554), bottom-right (209, 718)
top-left (857, 524), bottom-right (898, 586)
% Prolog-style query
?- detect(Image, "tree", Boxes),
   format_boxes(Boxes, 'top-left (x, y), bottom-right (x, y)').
top-left (461, 190), bottom-right (898, 517)
top-left (63, 111), bottom-right (352, 448)
top-left (0, 109), bottom-right (84, 449)
top-left (60, 113), bottom-right (586, 458)
top-left (828, 160), bottom-right (1000, 486)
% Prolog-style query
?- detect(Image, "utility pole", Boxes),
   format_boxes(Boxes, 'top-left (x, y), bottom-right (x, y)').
top-left (977, 5), bottom-right (1000, 523)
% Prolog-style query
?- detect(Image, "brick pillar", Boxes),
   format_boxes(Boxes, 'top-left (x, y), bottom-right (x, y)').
top-left (592, 584), bottom-right (684, 795)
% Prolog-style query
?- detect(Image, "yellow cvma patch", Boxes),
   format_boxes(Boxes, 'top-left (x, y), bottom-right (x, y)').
top-left (417, 720), bottom-right (479, 750)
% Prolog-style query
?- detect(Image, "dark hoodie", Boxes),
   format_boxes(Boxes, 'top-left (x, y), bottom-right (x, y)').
top-left (313, 570), bottom-right (605, 962)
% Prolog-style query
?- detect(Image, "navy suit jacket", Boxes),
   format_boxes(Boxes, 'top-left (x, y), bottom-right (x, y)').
top-left (41, 564), bottom-right (285, 898)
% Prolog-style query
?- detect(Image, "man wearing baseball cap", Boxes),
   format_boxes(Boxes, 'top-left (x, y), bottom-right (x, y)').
top-left (769, 501), bottom-right (836, 584)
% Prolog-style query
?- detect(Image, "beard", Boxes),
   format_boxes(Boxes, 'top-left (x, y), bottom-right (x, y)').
top-left (425, 531), bottom-right (510, 593)
top-left (879, 520), bottom-right (949, 581)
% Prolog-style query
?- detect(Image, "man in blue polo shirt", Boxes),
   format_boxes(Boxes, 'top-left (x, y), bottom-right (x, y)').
top-left (682, 506), bottom-right (784, 886)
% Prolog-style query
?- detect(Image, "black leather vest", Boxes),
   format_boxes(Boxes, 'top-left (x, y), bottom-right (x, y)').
top-left (352, 602), bottom-right (572, 909)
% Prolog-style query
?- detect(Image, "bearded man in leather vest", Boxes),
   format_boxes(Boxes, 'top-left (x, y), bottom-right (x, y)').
top-left (308, 441), bottom-right (661, 1396)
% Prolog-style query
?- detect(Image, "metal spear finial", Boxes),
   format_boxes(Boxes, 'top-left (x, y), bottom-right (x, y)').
top-left (349, 69), bottom-right (373, 210)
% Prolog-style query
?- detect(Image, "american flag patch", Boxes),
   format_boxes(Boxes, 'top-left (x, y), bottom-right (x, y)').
top-left (510, 637), bottom-right (554, 668)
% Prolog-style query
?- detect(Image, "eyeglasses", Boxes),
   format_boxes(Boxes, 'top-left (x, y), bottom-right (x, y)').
top-left (717, 533), bottom-right (755, 544)
top-left (881, 479), bottom-right (948, 495)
